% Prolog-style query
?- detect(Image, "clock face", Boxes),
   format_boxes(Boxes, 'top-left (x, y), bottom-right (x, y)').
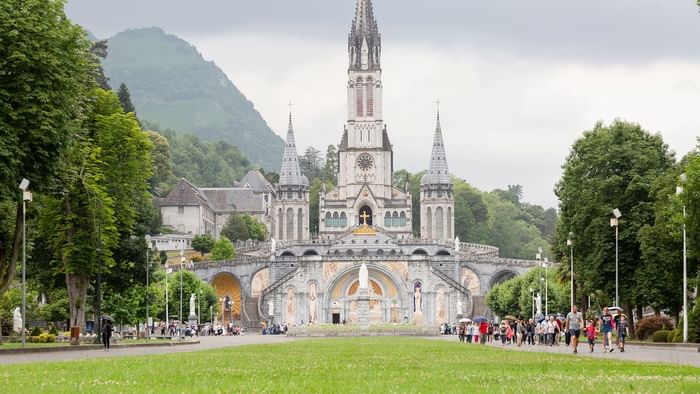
top-left (357, 154), bottom-right (374, 171)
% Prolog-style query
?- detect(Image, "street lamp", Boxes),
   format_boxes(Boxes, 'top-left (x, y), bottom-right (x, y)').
top-left (164, 261), bottom-right (170, 327)
top-left (529, 287), bottom-right (535, 320)
top-left (611, 208), bottom-right (622, 307)
top-left (19, 178), bottom-right (31, 350)
top-left (677, 173), bottom-right (688, 343)
top-left (198, 288), bottom-right (202, 326)
top-left (536, 247), bottom-right (543, 296)
top-left (543, 258), bottom-right (549, 317)
top-left (567, 233), bottom-right (574, 311)
top-left (145, 235), bottom-right (151, 339)
top-left (179, 241), bottom-right (185, 339)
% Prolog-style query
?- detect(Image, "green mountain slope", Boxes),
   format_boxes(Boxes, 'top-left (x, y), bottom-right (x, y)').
top-left (102, 27), bottom-right (284, 170)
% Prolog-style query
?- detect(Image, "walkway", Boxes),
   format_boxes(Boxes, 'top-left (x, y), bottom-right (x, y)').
top-left (434, 335), bottom-right (700, 368)
top-left (0, 335), bottom-right (296, 365)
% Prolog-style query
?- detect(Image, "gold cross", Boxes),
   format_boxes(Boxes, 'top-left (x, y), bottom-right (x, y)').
top-left (360, 211), bottom-right (370, 226)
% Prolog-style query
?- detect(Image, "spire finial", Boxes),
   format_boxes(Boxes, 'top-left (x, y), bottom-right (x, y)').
top-left (288, 101), bottom-right (294, 120)
top-left (435, 99), bottom-right (441, 120)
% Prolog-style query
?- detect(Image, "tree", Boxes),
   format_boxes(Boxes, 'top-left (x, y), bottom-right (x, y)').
top-left (117, 83), bottom-right (136, 114)
top-left (323, 144), bottom-right (339, 183)
top-left (192, 235), bottom-right (214, 257)
top-left (221, 214), bottom-right (267, 242)
top-left (211, 237), bottom-right (236, 261)
top-left (453, 178), bottom-right (490, 244)
top-left (165, 270), bottom-right (218, 322)
top-left (392, 170), bottom-right (423, 236)
top-left (554, 120), bottom-right (674, 335)
top-left (0, 0), bottom-right (96, 297)
top-left (146, 131), bottom-right (174, 192)
top-left (486, 267), bottom-right (569, 319)
top-left (299, 147), bottom-right (323, 180)
top-left (90, 40), bottom-right (110, 90)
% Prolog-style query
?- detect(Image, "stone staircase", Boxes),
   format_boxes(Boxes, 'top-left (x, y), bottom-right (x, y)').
top-left (243, 297), bottom-right (262, 330)
top-left (471, 296), bottom-right (490, 318)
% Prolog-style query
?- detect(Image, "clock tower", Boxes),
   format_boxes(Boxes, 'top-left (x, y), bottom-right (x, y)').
top-left (319, 0), bottom-right (412, 240)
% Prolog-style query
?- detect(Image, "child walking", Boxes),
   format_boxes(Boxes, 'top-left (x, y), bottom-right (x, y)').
top-left (586, 320), bottom-right (597, 353)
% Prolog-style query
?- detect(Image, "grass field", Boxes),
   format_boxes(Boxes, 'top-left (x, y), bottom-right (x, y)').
top-left (1, 337), bottom-right (699, 393)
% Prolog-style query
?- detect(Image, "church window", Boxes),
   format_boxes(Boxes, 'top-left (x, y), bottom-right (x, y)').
top-left (340, 212), bottom-right (347, 227)
top-left (298, 208), bottom-right (304, 240)
top-left (325, 212), bottom-right (332, 228)
top-left (384, 212), bottom-right (391, 227)
top-left (392, 211), bottom-right (399, 227)
top-left (400, 211), bottom-right (407, 226)
top-left (426, 207), bottom-right (433, 239)
top-left (357, 154), bottom-right (374, 171)
top-left (333, 212), bottom-right (339, 228)
top-left (356, 78), bottom-right (364, 117)
top-left (278, 208), bottom-right (284, 240)
top-left (436, 207), bottom-right (444, 240)
top-left (447, 207), bottom-right (452, 239)
top-left (366, 78), bottom-right (374, 117)
top-left (286, 208), bottom-right (294, 241)
top-left (287, 192), bottom-right (293, 199)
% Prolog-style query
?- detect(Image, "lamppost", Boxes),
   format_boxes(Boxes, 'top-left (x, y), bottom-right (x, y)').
top-left (198, 288), bottom-right (202, 326)
top-left (19, 179), bottom-right (31, 350)
top-left (611, 208), bottom-right (622, 307)
top-left (164, 261), bottom-right (170, 327)
top-left (529, 287), bottom-right (535, 320)
top-left (179, 241), bottom-right (185, 339)
top-left (677, 173), bottom-right (688, 343)
top-left (209, 305), bottom-right (213, 326)
top-left (567, 233), bottom-right (574, 311)
top-left (145, 235), bottom-right (151, 339)
top-left (536, 247), bottom-right (543, 296)
top-left (543, 258), bottom-right (549, 317)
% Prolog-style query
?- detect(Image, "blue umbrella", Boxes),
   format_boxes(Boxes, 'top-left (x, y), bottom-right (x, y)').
top-left (472, 316), bottom-right (487, 323)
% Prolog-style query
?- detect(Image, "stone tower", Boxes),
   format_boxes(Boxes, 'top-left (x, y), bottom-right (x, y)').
top-left (275, 112), bottom-right (310, 242)
top-left (319, 0), bottom-right (412, 240)
top-left (420, 111), bottom-right (454, 241)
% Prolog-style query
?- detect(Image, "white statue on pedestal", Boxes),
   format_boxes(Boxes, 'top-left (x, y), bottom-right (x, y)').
top-left (270, 238), bottom-right (276, 254)
top-left (456, 299), bottom-right (463, 315)
top-left (536, 293), bottom-right (542, 315)
top-left (359, 263), bottom-right (369, 289)
top-left (268, 300), bottom-right (274, 316)
top-left (455, 237), bottom-right (460, 253)
top-left (13, 307), bottom-right (22, 333)
top-left (190, 293), bottom-right (196, 316)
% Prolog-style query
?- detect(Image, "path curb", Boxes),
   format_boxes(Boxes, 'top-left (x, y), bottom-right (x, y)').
top-left (0, 340), bottom-right (200, 356)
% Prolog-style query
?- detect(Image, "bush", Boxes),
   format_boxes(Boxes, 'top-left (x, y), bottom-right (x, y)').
top-left (29, 327), bottom-right (42, 337)
top-left (671, 329), bottom-right (683, 343)
top-left (652, 330), bottom-right (670, 343)
top-left (689, 302), bottom-right (700, 343)
top-left (191, 255), bottom-right (203, 263)
top-left (667, 330), bottom-right (676, 343)
top-left (48, 326), bottom-right (58, 335)
top-left (635, 316), bottom-right (674, 340)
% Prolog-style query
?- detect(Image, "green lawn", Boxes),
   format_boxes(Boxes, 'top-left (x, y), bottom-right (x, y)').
top-left (1, 338), bottom-right (699, 393)
top-left (0, 342), bottom-right (69, 350)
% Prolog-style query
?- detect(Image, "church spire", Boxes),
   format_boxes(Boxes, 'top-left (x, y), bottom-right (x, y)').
top-left (279, 109), bottom-right (308, 187)
top-left (349, 0), bottom-right (381, 71)
top-left (421, 110), bottom-right (451, 186)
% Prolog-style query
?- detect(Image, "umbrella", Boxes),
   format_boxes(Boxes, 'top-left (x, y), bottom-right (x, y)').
top-left (459, 318), bottom-right (471, 323)
top-left (472, 316), bottom-right (487, 323)
top-left (504, 315), bottom-right (517, 321)
top-left (101, 315), bottom-right (114, 322)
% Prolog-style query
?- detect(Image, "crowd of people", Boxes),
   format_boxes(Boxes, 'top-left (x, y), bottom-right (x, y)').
top-left (445, 305), bottom-right (630, 354)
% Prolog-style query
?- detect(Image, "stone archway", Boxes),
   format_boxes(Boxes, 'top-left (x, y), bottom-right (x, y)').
top-left (490, 270), bottom-right (517, 289)
top-left (250, 268), bottom-right (269, 298)
top-left (211, 272), bottom-right (241, 326)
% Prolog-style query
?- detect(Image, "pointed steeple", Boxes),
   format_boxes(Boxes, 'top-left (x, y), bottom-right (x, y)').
top-left (279, 110), bottom-right (308, 187)
top-left (421, 110), bottom-right (451, 186)
top-left (349, 0), bottom-right (381, 71)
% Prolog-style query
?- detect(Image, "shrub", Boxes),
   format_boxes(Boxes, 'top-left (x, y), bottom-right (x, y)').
top-left (671, 329), bottom-right (683, 343)
top-left (191, 255), bottom-right (203, 263)
top-left (688, 302), bottom-right (700, 343)
top-left (667, 330), bottom-right (676, 343)
top-left (29, 327), bottom-right (42, 337)
top-left (652, 330), bottom-right (670, 343)
top-left (48, 326), bottom-right (58, 335)
top-left (635, 316), bottom-right (674, 340)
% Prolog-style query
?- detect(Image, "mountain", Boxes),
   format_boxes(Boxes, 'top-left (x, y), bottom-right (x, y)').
top-left (102, 27), bottom-right (284, 170)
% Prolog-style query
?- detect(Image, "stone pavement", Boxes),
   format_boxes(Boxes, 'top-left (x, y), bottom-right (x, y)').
top-left (434, 335), bottom-right (700, 368)
top-left (0, 335), bottom-right (296, 365)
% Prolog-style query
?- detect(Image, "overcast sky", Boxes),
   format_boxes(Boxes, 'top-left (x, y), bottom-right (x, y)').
top-left (66, 0), bottom-right (700, 208)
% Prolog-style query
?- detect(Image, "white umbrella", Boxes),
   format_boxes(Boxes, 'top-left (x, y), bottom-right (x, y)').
top-left (459, 318), bottom-right (471, 323)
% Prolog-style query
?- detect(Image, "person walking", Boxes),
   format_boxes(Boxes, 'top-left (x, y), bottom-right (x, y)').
top-left (586, 320), bottom-right (597, 353)
top-left (565, 305), bottom-right (583, 354)
top-left (599, 307), bottom-right (614, 352)
top-left (102, 319), bottom-right (113, 352)
top-left (616, 315), bottom-right (629, 352)
top-left (499, 321), bottom-right (507, 346)
top-left (614, 309), bottom-right (623, 351)
top-left (480, 320), bottom-right (488, 345)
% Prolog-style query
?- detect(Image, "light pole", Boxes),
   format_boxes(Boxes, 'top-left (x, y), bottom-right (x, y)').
top-left (677, 174), bottom-right (688, 343)
top-left (210, 305), bottom-right (213, 325)
top-left (19, 178), bottom-right (31, 350)
top-left (145, 235), bottom-right (151, 339)
top-left (543, 258), bottom-right (549, 317)
top-left (536, 247), bottom-right (543, 296)
top-left (164, 261), bottom-right (169, 327)
top-left (179, 241), bottom-right (185, 339)
top-left (198, 288), bottom-right (202, 326)
top-left (567, 233), bottom-right (574, 311)
top-left (529, 287), bottom-right (535, 320)
top-left (611, 208), bottom-right (621, 307)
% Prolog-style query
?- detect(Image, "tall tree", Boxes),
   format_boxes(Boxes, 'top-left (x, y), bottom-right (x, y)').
top-left (554, 120), bottom-right (674, 333)
top-left (299, 147), bottom-right (323, 180)
top-left (0, 0), bottom-right (96, 296)
top-left (192, 235), bottom-right (214, 257)
top-left (90, 40), bottom-right (110, 90)
top-left (117, 83), bottom-right (136, 114)
top-left (323, 144), bottom-right (339, 184)
top-left (211, 237), bottom-right (236, 261)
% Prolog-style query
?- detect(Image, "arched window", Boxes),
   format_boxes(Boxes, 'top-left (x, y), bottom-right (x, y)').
top-left (446, 207), bottom-right (452, 239)
top-left (325, 212), bottom-right (332, 228)
top-left (392, 211), bottom-right (399, 227)
top-left (384, 212), bottom-right (391, 227)
top-left (286, 208), bottom-right (294, 241)
top-left (297, 208), bottom-right (304, 240)
top-left (366, 78), bottom-right (374, 117)
top-left (278, 208), bottom-right (284, 240)
top-left (400, 211), bottom-right (407, 226)
top-left (340, 212), bottom-right (347, 227)
top-left (333, 212), bottom-right (339, 228)
top-left (426, 207), bottom-right (433, 239)
top-left (436, 207), bottom-right (444, 241)
top-left (356, 78), bottom-right (364, 117)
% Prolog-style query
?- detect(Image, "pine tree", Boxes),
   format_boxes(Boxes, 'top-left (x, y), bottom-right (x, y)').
top-left (117, 83), bottom-right (136, 114)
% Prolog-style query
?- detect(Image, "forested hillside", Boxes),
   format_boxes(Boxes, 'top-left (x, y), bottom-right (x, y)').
top-left (102, 27), bottom-right (284, 170)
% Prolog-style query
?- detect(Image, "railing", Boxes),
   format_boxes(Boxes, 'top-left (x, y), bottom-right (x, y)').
top-left (429, 265), bottom-right (471, 298)
top-left (257, 267), bottom-right (300, 318)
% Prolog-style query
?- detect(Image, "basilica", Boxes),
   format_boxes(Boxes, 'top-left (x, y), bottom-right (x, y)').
top-left (174, 0), bottom-right (539, 328)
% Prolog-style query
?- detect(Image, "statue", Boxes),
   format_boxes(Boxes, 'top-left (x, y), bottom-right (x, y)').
top-left (414, 286), bottom-right (423, 312)
top-left (268, 300), bottom-right (274, 316)
top-left (359, 263), bottom-right (369, 289)
top-left (455, 237), bottom-right (460, 253)
top-left (535, 293), bottom-right (542, 315)
top-left (308, 283), bottom-right (317, 323)
top-left (270, 238), bottom-right (276, 254)
top-left (13, 307), bottom-right (22, 333)
top-left (190, 294), bottom-right (196, 316)
top-left (456, 299), bottom-right (463, 315)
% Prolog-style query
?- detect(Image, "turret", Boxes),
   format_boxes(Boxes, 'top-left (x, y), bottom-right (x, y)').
top-left (420, 111), bottom-right (454, 241)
